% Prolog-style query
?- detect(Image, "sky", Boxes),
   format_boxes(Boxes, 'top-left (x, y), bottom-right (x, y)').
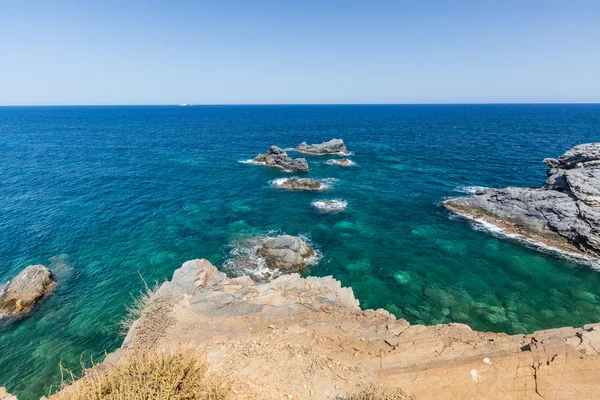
top-left (0, 0), bottom-right (599, 105)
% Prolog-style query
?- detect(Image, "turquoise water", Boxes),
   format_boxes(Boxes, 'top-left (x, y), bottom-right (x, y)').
top-left (1, 104), bottom-right (600, 398)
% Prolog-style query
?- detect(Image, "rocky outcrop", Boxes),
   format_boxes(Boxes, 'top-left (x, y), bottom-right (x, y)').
top-left (296, 139), bottom-right (350, 155)
top-left (253, 146), bottom-right (308, 172)
top-left (274, 177), bottom-right (325, 191)
top-left (445, 143), bottom-right (600, 257)
top-left (256, 235), bottom-right (315, 273)
top-left (115, 258), bottom-right (600, 400)
top-left (0, 265), bottom-right (55, 318)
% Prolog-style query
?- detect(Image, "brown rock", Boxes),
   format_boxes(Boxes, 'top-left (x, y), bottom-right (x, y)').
top-left (0, 265), bottom-right (55, 317)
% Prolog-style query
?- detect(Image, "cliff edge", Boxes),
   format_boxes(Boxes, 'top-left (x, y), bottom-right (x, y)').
top-left (108, 259), bottom-right (600, 399)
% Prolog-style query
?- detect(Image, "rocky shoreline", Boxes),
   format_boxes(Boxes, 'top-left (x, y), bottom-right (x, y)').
top-left (100, 258), bottom-right (600, 399)
top-left (445, 143), bottom-right (600, 259)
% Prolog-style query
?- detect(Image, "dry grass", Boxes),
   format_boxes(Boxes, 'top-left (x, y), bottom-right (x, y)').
top-left (120, 276), bottom-right (160, 336)
top-left (54, 348), bottom-right (228, 400)
top-left (337, 383), bottom-right (411, 400)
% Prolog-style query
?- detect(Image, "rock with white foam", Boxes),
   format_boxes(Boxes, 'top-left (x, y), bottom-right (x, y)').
top-left (312, 199), bottom-right (347, 213)
top-left (326, 159), bottom-right (355, 167)
top-left (274, 177), bottom-right (325, 191)
top-left (256, 235), bottom-right (315, 274)
top-left (445, 143), bottom-right (600, 257)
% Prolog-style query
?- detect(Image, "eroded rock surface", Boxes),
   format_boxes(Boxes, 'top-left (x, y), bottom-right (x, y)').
top-left (253, 146), bottom-right (308, 172)
top-left (445, 143), bottom-right (600, 257)
top-left (296, 139), bottom-right (349, 155)
top-left (0, 265), bottom-right (55, 318)
top-left (256, 235), bottom-right (315, 273)
top-left (117, 259), bottom-right (600, 399)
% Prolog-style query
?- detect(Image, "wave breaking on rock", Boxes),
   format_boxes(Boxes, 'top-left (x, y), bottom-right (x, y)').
top-left (445, 143), bottom-right (600, 259)
top-left (312, 199), bottom-right (348, 213)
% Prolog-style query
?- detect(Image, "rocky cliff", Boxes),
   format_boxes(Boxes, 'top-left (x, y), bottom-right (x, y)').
top-left (445, 143), bottom-right (600, 258)
top-left (110, 259), bottom-right (600, 399)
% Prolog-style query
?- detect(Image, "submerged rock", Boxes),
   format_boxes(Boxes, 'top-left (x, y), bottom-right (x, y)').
top-left (445, 143), bottom-right (600, 257)
top-left (296, 139), bottom-right (350, 155)
top-left (312, 199), bottom-right (347, 212)
top-left (326, 158), bottom-right (355, 167)
top-left (274, 177), bottom-right (325, 191)
top-left (253, 146), bottom-right (308, 172)
top-left (256, 235), bottom-right (315, 273)
top-left (0, 265), bottom-right (55, 318)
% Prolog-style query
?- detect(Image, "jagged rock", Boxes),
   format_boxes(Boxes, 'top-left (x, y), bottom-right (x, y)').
top-left (445, 143), bottom-right (600, 256)
top-left (296, 139), bottom-right (350, 155)
top-left (0, 265), bottom-right (55, 318)
top-left (253, 146), bottom-right (308, 172)
top-left (275, 177), bottom-right (324, 191)
top-left (547, 143), bottom-right (600, 169)
top-left (256, 235), bottom-right (315, 273)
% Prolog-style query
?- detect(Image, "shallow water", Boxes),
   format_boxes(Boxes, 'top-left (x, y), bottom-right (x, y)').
top-left (1, 104), bottom-right (600, 398)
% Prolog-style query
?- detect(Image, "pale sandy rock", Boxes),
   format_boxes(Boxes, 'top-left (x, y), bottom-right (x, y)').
top-left (0, 387), bottom-right (17, 400)
top-left (109, 259), bottom-right (600, 399)
top-left (0, 265), bottom-right (55, 318)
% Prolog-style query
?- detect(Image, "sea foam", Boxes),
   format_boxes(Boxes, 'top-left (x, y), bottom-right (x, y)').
top-left (312, 199), bottom-right (348, 213)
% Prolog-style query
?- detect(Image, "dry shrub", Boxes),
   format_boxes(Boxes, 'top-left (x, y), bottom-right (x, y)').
top-left (120, 276), bottom-right (160, 336)
top-left (338, 383), bottom-right (411, 400)
top-left (54, 348), bottom-right (228, 400)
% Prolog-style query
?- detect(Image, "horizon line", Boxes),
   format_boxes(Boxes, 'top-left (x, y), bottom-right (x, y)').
top-left (1, 101), bottom-right (600, 107)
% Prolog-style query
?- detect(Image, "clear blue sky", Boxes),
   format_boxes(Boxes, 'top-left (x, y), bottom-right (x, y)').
top-left (1, 0), bottom-right (599, 105)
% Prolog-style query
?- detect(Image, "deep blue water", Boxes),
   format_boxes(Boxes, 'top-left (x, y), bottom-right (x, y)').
top-left (1, 104), bottom-right (600, 399)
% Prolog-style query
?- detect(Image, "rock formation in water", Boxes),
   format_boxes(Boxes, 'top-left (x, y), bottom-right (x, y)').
top-left (275, 177), bottom-right (325, 190)
top-left (0, 265), bottom-right (55, 318)
top-left (326, 158), bottom-right (355, 167)
top-left (312, 199), bottom-right (347, 212)
top-left (256, 235), bottom-right (315, 273)
top-left (444, 143), bottom-right (600, 257)
top-left (252, 146), bottom-right (308, 172)
top-left (105, 258), bottom-right (600, 399)
top-left (296, 139), bottom-right (350, 155)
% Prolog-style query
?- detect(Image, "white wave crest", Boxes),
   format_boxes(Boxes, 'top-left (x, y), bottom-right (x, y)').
top-left (222, 233), bottom-right (321, 282)
top-left (312, 199), bottom-right (348, 213)
top-left (326, 159), bottom-right (356, 167)
top-left (452, 212), bottom-right (600, 269)
top-left (455, 186), bottom-right (489, 194)
top-left (238, 159), bottom-right (265, 165)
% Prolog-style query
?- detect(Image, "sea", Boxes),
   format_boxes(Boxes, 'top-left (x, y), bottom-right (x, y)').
top-left (1, 104), bottom-right (599, 398)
